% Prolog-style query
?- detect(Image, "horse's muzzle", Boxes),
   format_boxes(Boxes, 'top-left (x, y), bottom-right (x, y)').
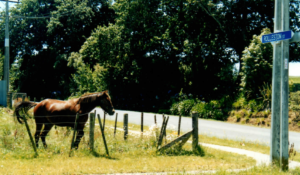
top-left (108, 109), bottom-right (115, 116)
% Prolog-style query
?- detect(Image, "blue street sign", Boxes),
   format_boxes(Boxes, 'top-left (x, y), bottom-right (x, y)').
top-left (261, 30), bottom-right (293, 43)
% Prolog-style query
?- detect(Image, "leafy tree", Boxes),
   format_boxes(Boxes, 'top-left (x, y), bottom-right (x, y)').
top-left (239, 28), bottom-right (273, 100)
top-left (70, 64), bottom-right (107, 97)
top-left (68, 0), bottom-right (238, 111)
top-left (0, 0), bottom-right (115, 99)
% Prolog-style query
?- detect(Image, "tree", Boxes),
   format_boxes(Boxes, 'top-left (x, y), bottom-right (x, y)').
top-left (0, 0), bottom-right (115, 99)
top-left (239, 28), bottom-right (273, 100)
top-left (68, 0), bottom-right (238, 112)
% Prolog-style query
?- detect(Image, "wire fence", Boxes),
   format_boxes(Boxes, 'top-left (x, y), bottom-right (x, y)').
top-left (16, 110), bottom-right (200, 156)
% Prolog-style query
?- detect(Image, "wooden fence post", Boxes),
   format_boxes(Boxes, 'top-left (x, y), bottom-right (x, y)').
top-left (7, 92), bottom-right (12, 109)
top-left (89, 111), bottom-right (96, 151)
top-left (192, 112), bottom-right (199, 152)
top-left (97, 114), bottom-right (109, 156)
top-left (114, 113), bottom-right (118, 137)
top-left (154, 114), bottom-right (158, 140)
top-left (157, 116), bottom-right (169, 148)
top-left (178, 114), bottom-right (182, 137)
top-left (157, 130), bottom-right (193, 152)
top-left (34, 97), bottom-right (36, 102)
top-left (70, 113), bottom-right (79, 152)
top-left (103, 111), bottom-right (106, 131)
top-left (141, 112), bottom-right (144, 138)
top-left (22, 114), bottom-right (38, 156)
top-left (123, 113), bottom-right (128, 140)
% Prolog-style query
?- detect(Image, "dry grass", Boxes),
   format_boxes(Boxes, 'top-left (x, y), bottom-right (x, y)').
top-left (0, 108), bottom-right (256, 175)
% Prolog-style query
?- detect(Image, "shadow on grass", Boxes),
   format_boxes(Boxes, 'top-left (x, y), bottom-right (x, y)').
top-left (90, 150), bottom-right (118, 160)
top-left (157, 145), bottom-right (205, 157)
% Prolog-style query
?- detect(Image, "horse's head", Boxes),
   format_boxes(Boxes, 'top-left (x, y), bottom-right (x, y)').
top-left (98, 91), bottom-right (115, 115)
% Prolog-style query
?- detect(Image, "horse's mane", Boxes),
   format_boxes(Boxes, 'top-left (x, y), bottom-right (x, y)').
top-left (78, 91), bottom-right (106, 105)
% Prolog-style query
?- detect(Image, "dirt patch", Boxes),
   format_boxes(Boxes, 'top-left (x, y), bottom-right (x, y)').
top-left (227, 110), bottom-right (300, 132)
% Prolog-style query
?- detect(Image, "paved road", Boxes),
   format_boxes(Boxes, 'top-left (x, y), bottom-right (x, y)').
top-left (94, 108), bottom-right (300, 151)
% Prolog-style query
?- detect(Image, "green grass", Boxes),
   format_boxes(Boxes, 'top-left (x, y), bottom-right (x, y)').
top-left (0, 107), bottom-right (256, 174)
top-left (290, 76), bottom-right (300, 84)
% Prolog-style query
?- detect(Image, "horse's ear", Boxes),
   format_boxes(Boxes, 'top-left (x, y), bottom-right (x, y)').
top-left (104, 90), bottom-right (109, 94)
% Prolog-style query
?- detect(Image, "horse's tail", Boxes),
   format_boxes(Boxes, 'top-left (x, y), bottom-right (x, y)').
top-left (14, 101), bottom-right (38, 124)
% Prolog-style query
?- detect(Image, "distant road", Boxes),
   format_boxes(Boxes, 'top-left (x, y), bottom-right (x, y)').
top-left (94, 108), bottom-right (300, 151)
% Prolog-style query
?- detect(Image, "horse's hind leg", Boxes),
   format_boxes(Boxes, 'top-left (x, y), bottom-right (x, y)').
top-left (40, 124), bottom-right (54, 148)
top-left (34, 123), bottom-right (43, 148)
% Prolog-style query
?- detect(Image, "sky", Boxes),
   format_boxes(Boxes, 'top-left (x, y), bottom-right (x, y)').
top-left (0, 2), bottom-right (300, 77)
top-left (289, 62), bottom-right (300, 76)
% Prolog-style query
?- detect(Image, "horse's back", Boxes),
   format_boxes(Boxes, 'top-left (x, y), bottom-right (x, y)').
top-left (34, 99), bottom-right (78, 116)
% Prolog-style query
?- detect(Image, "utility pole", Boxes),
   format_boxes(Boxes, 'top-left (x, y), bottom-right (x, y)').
top-left (0, 0), bottom-right (18, 107)
top-left (280, 0), bottom-right (289, 170)
top-left (270, 0), bottom-right (282, 167)
top-left (269, 0), bottom-right (289, 170)
top-left (4, 0), bottom-right (10, 95)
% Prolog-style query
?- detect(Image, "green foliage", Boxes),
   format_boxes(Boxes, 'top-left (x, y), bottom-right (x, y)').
top-left (240, 28), bottom-right (273, 100)
top-left (258, 83), bottom-right (272, 109)
top-left (68, 0), bottom-right (240, 111)
top-left (232, 94), bottom-right (264, 112)
top-left (0, 0), bottom-right (115, 99)
top-left (170, 99), bottom-right (197, 116)
top-left (290, 91), bottom-right (300, 112)
top-left (70, 64), bottom-right (107, 97)
top-left (157, 109), bottom-right (170, 114)
top-left (0, 51), bottom-right (3, 80)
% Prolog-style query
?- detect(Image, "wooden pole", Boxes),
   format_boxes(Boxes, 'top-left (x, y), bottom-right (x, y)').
top-left (154, 114), bottom-right (158, 140)
top-left (164, 116), bottom-right (169, 144)
top-left (157, 116), bottom-right (169, 148)
top-left (103, 111), bottom-right (106, 131)
top-left (270, 0), bottom-right (282, 167)
top-left (178, 114), bottom-right (182, 137)
top-left (123, 113), bottom-right (128, 140)
top-left (89, 111), bottom-right (96, 151)
top-left (70, 113), bottom-right (79, 150)
top-left (22, 114), bottom-right (38, 156)
top-left (192, 112), bottom-right (199, 152)
top-left (114, 113), bottom-right (118, 137)
top-left (157, 116), bottom-right (166, 148)
top-left (157, 130), bottom-right (193, 152)
top-left (141, 112), bottom-right (144, 138)
top-left (97, 114), bottom-right (109, 156)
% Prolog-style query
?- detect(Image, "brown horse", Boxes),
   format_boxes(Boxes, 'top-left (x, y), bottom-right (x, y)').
top-left (14, 91), bottom-right (115, 149)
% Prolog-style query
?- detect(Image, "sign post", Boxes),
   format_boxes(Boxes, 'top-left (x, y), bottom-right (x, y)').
top-left (262, 0), bottom-right (289, 170)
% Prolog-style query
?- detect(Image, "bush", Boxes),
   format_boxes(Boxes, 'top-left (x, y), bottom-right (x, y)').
top-left (157, 109), bottom-right (170, 114)
top-left (190, 100), bottom-right (227, 120)
top-left (239, 28), bottom-right (273, 100)
top-left (290, 91), bottom-right (300, 116)
top-left (191, 102), bottom-right (206, 117)
top-left (170, 99), bottom-right (197, 116)
top-left (232, 94), bottom-right (247, 110)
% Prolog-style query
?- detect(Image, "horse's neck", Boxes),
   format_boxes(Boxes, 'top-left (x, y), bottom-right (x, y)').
top-left (77, 97), bottom-right (99, 113)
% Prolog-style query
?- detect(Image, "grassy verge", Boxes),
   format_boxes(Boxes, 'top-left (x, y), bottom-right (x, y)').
top-left (0, 108), bottom-right (255, 174)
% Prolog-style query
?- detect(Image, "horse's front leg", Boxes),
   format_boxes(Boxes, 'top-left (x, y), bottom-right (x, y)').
top-left (73, 126), bottom-right (85, 149)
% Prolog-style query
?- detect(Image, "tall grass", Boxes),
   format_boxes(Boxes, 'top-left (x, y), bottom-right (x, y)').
top-left (0, 109), bottom-right (255, 174)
